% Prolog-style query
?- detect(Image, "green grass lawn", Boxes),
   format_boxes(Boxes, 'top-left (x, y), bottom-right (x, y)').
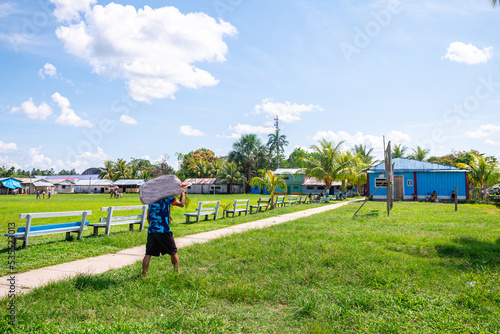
top-left (0, 193), bottom-right (329, 275)
top-left (1, 201), bottom-right (499, 333)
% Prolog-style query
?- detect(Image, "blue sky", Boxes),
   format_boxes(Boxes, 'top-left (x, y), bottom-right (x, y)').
top-left (1, 0), bottom-right (499, 173)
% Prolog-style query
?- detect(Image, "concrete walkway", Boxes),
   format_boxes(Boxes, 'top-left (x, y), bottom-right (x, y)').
top-left (0, 201), bottom-right (353, 298)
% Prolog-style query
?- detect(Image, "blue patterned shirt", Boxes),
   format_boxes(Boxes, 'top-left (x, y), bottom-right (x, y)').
top-left (147, 197), bottom-right (177, 233)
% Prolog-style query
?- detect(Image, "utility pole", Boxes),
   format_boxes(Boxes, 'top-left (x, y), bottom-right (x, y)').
top-left (274, 115), bottom-right (279, 169)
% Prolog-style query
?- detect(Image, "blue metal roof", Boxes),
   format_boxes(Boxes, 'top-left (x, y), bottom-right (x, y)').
top-left (367, 158), bottom-right (466, 173)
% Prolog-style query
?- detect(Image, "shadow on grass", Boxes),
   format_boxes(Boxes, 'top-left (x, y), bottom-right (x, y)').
top-left (73, 272), bottom-right (140, 291)
top-left (354, 210), bottom-right (380, 218)
top-left (435, 237), bottom-right (500, 269)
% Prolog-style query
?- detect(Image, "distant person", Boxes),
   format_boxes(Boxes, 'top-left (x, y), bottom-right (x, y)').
top-left (308, 192), bottom-right (312, 201)
top-left (36, 190), bottom-right (40, 199)
top-left (426, 193), bottom-right (431, 202)
top-left (48, 191), bottom-right (51, 199)
top-left (110, 189), bottom-right (114, 199)
top-left (42, 191), bottom-right (46, 199)
top-left (431, 190), bottom-right (437, 202)
top-left (120, 192), bottom-right (122, 198)
top-left (412, 193), bottom-right (417, 201)
top-left (450, 190), bottom-right (456, 203)
top-left (142, 187), bottom-right (186, 276)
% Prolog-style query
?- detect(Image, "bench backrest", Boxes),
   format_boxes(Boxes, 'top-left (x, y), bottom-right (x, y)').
top-left (232, 199), bottom-right (249, 210)
top-left (99, 205), bottom-right (147, 223)
top-left (19, 211), bottom-right (92, 219)
top-left (275, 196), bottom-right (284, 203)
top-left (288, 195), bottom-right (298, 203)
top-left (257, 198), bottom-right (271, 206)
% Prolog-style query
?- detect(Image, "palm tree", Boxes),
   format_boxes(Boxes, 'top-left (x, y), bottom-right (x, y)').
top-left (248, 169), bottom-right (288, 208)
top-left (267, 129), bottom-right (289, 169)
top-left (217, 161), bottom-right (246, 194)
top-left (113, 159), bottom-right (130, 181)
top-left (492, 0), bottom-right (498, 7)
top-left (228, 134), bottom-right (269, 188)
top-left (336, 151), bottom-right (358, 194)
top-left (99, 160), bottom-right (114, 180)
top-left (302, 139), bottom-right (347, 195)
top-left (391, 144), bottom-right (408, 159)
top-left (457, 153), bottom-right (499, 198)
top-left (191, 159), bottom-right (212, 178)
top-left (408, 146), bottom-right (430, 161)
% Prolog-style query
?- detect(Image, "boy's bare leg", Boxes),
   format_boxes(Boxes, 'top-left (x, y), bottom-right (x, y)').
top-left (142, 255), bottom-right (151, 276)
top-left (171, 253), bottom-right (180, 273)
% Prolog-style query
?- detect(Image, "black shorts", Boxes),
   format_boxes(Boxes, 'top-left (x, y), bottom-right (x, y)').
top-left (146, 232), bottom-right (178, 256)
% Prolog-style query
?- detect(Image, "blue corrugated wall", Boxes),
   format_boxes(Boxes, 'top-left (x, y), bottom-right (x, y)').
top-left (368, 171), bottom-right (467, 200)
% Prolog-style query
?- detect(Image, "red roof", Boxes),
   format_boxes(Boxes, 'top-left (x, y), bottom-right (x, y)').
top-left (183, 178), bottom-right (218, 185)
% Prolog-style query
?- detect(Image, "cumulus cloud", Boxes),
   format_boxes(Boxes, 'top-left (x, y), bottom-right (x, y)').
top-left (55, 4), bottom-right (237, 103)
top-left (442, 42), bottom-right (492, 65)
top-left (312, 130), bottom-right (411, 155)
top-left (77, 146), bottom-right (112, 161)
top-left (27, 146), bottom-right (53, 169)
top-left (178, 125), bottom-right (205, 136)
top-left (51, 92), bottom-right (94, 127)
top-left (0, 140), bottom-right (18, 152)
top-left (254, 99), bottom-right (323, 124)
top-left (120, 114), bottom-right (137, 125)
top-left (10, 98), bottom-right (53, 120)
top-left (465, 124), bottom-right (500, 139)
top-left (38, 63), bottom-right (58, 79)
top-left (485, 139), bottom-right (500, 146)
top-left (217, 123), bottom-right (275, 139)
top-left (50, 0), bottom-right (96, 22)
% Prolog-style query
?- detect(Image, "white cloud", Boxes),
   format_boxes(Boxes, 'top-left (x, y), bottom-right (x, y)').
top-left (485, 139), bottom-right (500, 146)
top-left (51, 92), bottom-right (94, 127)
top-left (50, 0), bottom-right (96, 22)
top-left (442, 42), bottom-right (493, 65)
top-left (38, 63), bottom-right (58, 79)
top-left (77, 146), bottom-right (112, 161)
top-left (312, 130), bottom-right (411, 156)
top-left (27, 147), bottom-right (53, 169)
top-left (178, 125), bottom-right (205, 136)
top-left (10, 98), bottom-right (53, 120)
top-left (0, 140), bottom-right (18, 152)
top-left (218, 123), bottom-right (275, 139)
top-left (465, 124), bottom-right (500, 139)
top-left (254, 98), bottom-right (323, 124)
top-left (120, 114), bottom-right (137, 125)
top-left (55, 4), bottom-right (237, 103)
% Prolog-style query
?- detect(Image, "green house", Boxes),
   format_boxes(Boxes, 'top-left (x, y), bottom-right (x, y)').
top-left (274, 169), bottom-right (305, 195)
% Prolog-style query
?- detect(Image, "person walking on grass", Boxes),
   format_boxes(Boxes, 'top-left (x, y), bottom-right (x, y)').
top-left (142, 187), bottom-right (186, 276)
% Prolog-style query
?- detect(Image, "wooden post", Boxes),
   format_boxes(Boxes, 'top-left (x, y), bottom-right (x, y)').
top-left (455, 186), bottom-right (458, 212)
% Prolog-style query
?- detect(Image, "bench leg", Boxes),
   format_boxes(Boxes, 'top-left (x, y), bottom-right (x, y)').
top-left (129, 223), bottom-right (134, 231)
top-left (66, 232), bottom-right (71, 240)
top-left (93, 226), bottom-right (99, 236)
top-left (22, 240), bottom-right (27, 249)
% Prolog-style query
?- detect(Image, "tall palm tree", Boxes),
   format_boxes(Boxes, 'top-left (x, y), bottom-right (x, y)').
top-left (217, 161), bottom-right (246, 194)
top-left (492, 0), bottom-right (498, 7)
top-left (113, 159), bottom-right (130, 181)
top-left (336, 151), bottom-right (358, 194)
top-left (457, 153), bottom-right (499, 197)
top-left (391, 144), bottom-right (408, 159)
top-left (99, 160), bottom-right (114, 180)
top-left (249, 169), bottom-right (288, 208)
top-left (408, 146), bottom-right (430, 161)
top-left (267, 129), bottom-right (289, 169)
top-left (228, 134), bottom-right (269, 187)
top-left (353, 144), bottom-right (379, 166)
top-left (302, 139), bottom-right (347, 195)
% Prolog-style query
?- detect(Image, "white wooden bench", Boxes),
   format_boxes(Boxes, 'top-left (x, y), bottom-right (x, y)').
top-left (225, 199), bottom-right (250, 218)
top-left (184, 201), bottom-right (220, 223)
top-left (275, 196), bottom-right (285, 207)
top-left (285, 195), bottom-right (299, 206)
top-left (89, 205), bottom-right (147, 236)
top-left (250, 198), bottom-right (271, 214)
top-left (298, 195), bottom-right (310, 204)
top-left (4, 210), bottom-right (91, 248)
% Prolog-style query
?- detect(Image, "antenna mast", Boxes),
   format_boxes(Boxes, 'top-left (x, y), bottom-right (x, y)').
top-left (274, 115), bottom-right (279, 169)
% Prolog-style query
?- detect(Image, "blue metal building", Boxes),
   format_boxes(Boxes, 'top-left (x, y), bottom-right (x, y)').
top-left (366, 158), bottom-right (469, 201)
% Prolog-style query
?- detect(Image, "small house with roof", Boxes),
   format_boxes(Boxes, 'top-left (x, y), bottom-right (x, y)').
top-left (112, 179), bottom-right (145, 193)
top-left (74, 179), bottom-right (114, 193)
top-left (274, 168), bottom-right (305, 195)
top-left (366, 158), bottom-right (469, 201)
top-left (183, 178), bottom-right (231, 194)
top-left (0, 177), bottom-right (23, 195)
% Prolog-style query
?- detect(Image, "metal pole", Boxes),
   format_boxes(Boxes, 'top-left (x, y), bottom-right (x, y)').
top-left (455, 186), bottom-right (458, 212)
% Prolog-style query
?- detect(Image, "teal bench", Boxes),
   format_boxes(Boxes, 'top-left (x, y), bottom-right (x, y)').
top-left (5, 210), bottom-right (92, 248)
top-left (89, 205), bottom-right (147, 236)
top-left (274, 196), bottom-right (285, 207)
top-left (184, 201), bottom-right (220, 223)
